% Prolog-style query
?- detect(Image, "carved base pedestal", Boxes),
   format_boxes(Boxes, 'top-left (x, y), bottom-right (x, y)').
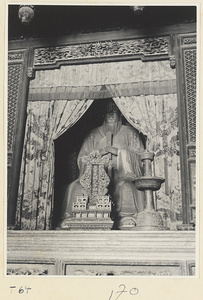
top-left (117, 216), bottom-right (137, 230)
top-left (59, 218), bottom-right (113, 231)
top-left (59, 192), bottom-right (114, 230)
top-left (135, 211), bottom-right (169, 231)
top-left (134, 151), bottom-right (167, 231)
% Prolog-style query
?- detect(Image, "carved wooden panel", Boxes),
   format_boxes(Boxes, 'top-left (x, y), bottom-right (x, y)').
top-left (7, 260), bottom-right (195, 276)
top-left (65, 262), bottom-right (182, 276)
top-left (181, 36), bottom-right (197, 45)
top-left (7, 263), bottom-right (56, 275)
top-left (8, 53), bottom-right (23, 60)
top-left (33, 36), bottom-right (170, 68)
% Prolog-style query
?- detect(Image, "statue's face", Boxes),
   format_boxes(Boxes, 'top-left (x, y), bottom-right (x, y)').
top-left (105, 111), bottom-right (120, 124)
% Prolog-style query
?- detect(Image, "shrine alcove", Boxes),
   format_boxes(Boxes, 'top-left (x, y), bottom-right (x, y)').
top-left (53, 98), bottom-right (146, 228)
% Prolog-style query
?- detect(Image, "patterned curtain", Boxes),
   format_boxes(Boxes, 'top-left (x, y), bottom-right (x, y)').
top-left (113, 95), bottom-right (182, 229)
top-left (16, 99), bottom-right (93, 229)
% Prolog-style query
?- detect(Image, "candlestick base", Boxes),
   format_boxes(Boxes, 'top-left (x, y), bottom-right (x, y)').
top-left (135, 210), bottom-right (169, 231)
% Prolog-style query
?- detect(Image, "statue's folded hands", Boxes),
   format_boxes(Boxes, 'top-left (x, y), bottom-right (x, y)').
top-left (104, 146), bottom-right (118, 156)
top-left (98, 148), bottom-right (109, 156)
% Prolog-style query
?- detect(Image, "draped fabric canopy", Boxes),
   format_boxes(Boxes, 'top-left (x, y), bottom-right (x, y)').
top-left (16, 59), bottom-right (181, 230)
top-left (30, 60), bottom-right (176, 89)
top-left (113, 94), bottom-right (181, 226)
top-left (113, 94), bottom-right (178, 150)
top-left (16, 99), bottom-right (93, 229)
top-left (28, 60), bottom-right (176, 101)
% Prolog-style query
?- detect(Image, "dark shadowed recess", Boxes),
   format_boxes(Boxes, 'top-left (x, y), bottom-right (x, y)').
top-left (8, 5), bottom-right (196, 40)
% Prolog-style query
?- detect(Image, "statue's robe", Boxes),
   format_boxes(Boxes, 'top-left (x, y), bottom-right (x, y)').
top-left (61, 124), bottom-right (145, 223)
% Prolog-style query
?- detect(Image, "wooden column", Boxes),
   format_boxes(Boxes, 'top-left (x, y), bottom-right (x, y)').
top-left (7, 48), bottom-right (33, 228)
top-left (175, 33), bottom-right (196, 227)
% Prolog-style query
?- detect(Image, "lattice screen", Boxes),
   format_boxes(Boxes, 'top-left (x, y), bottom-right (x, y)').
top-left (8, 64), bottom-right (22, 153)
top-left (184, 49), bottom-right (196, 143)
top-left (180, 34), bottom-right (196, 227)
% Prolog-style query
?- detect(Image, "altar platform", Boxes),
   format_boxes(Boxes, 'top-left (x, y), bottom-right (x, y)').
top-left (7, 230), bottom-right (196, 276)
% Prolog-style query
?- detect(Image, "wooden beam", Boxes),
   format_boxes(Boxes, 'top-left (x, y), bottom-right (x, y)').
top-left (8, 23), bottom-right (196, 50)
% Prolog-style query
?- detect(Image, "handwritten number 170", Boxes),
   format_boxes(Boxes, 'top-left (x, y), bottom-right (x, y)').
top-left (109, 284), bottom-right (139, 300)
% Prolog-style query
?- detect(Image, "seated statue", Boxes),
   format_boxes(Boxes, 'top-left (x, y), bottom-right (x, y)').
top-left (60, 100), bottom-right (145, 229)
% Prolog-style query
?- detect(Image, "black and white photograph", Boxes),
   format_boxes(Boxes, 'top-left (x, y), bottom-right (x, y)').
top-left (3, 2), bottom-right (201, 298)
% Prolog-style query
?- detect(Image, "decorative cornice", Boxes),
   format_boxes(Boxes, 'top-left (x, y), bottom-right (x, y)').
top-left (34, 37), bottom-right (170, 67)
